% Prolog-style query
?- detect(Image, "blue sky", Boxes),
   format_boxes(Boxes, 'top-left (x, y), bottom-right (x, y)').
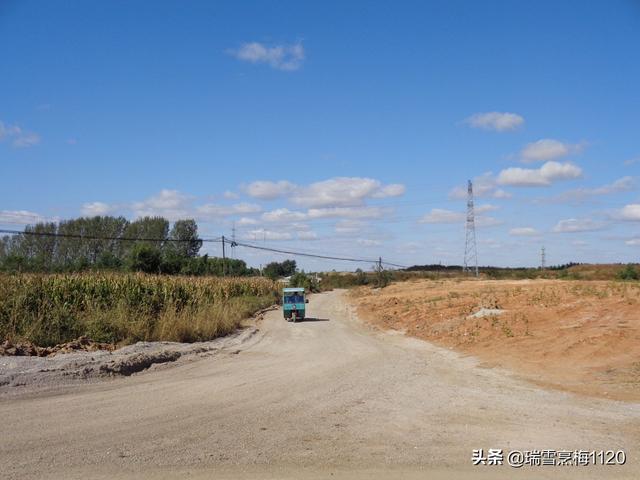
top-left (1, 0), bottom-right (639, 270)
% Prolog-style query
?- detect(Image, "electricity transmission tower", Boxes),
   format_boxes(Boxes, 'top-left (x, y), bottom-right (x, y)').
top-left (541, 246), bottom-right (546, 270)
top-left (463, 180), bottom-right (479, 277)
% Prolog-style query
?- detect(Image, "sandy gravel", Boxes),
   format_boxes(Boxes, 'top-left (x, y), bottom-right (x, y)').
top-left (1, 290), bottom-right (638, 479)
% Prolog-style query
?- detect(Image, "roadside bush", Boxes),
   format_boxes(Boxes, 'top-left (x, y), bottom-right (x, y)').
top-left (288, 271), bottom-right (319, 292)
top-left (128, 244), bottom-right (162, 273)
top-left (617, 264), bottom-right (639, 281)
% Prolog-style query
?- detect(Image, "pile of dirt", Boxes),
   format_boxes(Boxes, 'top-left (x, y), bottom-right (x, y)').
top-left (99, 350), bottom-right (181, 376)
top-left (0, 337), bottom-right (115, 357)
top-left (351, 279), bottom-right (640, 401)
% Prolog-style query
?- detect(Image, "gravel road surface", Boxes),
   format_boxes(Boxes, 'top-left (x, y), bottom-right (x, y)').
top-left (1, 290), bottom-right (638, 479)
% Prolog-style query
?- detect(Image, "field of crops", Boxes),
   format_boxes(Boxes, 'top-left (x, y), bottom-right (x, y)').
top-left (0, 273), bottom-right (280, 347)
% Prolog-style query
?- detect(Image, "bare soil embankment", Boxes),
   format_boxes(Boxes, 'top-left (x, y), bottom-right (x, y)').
top-left (350, 279), bottom-right (640, 401)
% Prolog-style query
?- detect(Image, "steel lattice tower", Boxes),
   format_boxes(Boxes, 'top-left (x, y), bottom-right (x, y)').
top-left (463, 180), bottom-right (479, 277)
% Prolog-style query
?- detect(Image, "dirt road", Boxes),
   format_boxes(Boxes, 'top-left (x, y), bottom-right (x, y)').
top-left (1, 290), bottom-right (638, 479)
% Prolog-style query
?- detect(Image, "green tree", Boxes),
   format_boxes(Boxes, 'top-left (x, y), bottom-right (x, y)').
top-left (55, 216), bottom-right (129, 268)
top-left (281, 259), bottom-right (297, 276)
top-left (128, 244), bottom-right (162, 273)
top-left (168, 219), bottom-right (202, 258)
top-left (96, 251), bottom-right (123, 270)
top-left (14, 222), bottom-right (57, 270)
top-left (122, 217), bottom-right (169, 256)
top-left (263, 259), bottom-right (297, 279)
top-left (289, 271), bottom-right (318, 291)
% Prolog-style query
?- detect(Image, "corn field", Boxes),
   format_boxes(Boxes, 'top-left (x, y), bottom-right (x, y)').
top-left (0, 273), bottom-right (280, 347)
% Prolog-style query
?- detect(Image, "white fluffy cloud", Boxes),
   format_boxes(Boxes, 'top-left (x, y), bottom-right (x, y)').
top-left (291, 177), bottom-right (404, 208)
top-left (0, 210), bottom-right (47, 225)
top-left (520, 139), bottom-right (583, 163)
top-left (0, 121), bottom-right (40, 148)
top-left (617, 204), bottom-right (640, 221)
top-left (81, 202), bottom-right (113, 216)
top-left (237, 217), bottom-right (259, 226)
top-left (197, 202), bottom-right (262, 219)
top-left (464, 112), bottom-right (524, 132)
top-left (223, 190), bottom-right (239, 200)
top-left (243, 229), bottom-right (293, 241)
top-left (245, 177), bottom-right (405, 209)
top-left (509, 227), bottom-right (539, 236)
top-left (552, 218), bottom-right (605, 233)
top-left (625, 238), bottom-right (640, 246)
top-left (261, 208), bottom-right (307, 223)
top-left (419, 206), bottom-right (501, 227)
top-left (371, 183), bottom-right (406, 198)
top-left (243, 180), bottom-right (295, 200)
top-left (228, 42), bottom-right (305, 71)
top-left (78, 178), bottom-right (403, 232)
top-left (81, 190), bottom-right (264, 222)
top-left (307, 206), bottom-right (387, 219)
top-left (357, 238), bottom-right (381, 247)
top-left (449, 173), bottom-right (511, 200)
top-left (475, 204), bottom-right (499, 214)
top-left (497, 161), bottom-right (582, 187)
top-left (419, 209), bottom-right (465, 224)
top-left (131, 189), bottom-right (192, 220)
top-left (297, 231), bottom-right (318, 240)
top-left (476, 216), bottom-right (503, 227)
top-left (548, 176), bottom-right (636, 202)
top-left (334, 219), bottom-right (367, 235)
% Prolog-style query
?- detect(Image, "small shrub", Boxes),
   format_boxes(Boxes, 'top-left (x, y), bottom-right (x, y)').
top-left (289, 271), bottom-right (319, 292)
top-left (617, 264), bottom-right (639, 281)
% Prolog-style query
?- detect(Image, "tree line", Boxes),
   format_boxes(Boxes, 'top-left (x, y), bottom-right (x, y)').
top-left (0, 216), bottom-right (260, 276)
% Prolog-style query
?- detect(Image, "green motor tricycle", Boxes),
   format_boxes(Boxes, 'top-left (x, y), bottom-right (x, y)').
top-left (282, 287), bottom-right (308, 322)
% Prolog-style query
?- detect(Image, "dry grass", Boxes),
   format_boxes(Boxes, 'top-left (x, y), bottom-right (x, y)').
top-left (0, 273), bottom-right (279, 346)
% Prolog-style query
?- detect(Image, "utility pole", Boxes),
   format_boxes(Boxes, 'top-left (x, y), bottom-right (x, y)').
top-left (541, 246), bottom-right (546, 270)
top-left (221, 235), bottom-right (226, 277)
top-left (229, 222), bottom-right (236, 276)
top-left (463, 180), bottom-right (479, 277)
top-left (231, 222), bottom-right (236, 259)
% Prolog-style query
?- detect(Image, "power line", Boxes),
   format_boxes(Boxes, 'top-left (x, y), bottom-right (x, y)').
top-left (0, 228), bottom-right (407, 269)
top-left (225, 238), bottom-right (407, 269)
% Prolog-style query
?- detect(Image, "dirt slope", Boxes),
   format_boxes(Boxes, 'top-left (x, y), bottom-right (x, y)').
top-left (351, 279), bottom-right (640, 401)
top-left (1, 290), bottom-right (638, 479)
